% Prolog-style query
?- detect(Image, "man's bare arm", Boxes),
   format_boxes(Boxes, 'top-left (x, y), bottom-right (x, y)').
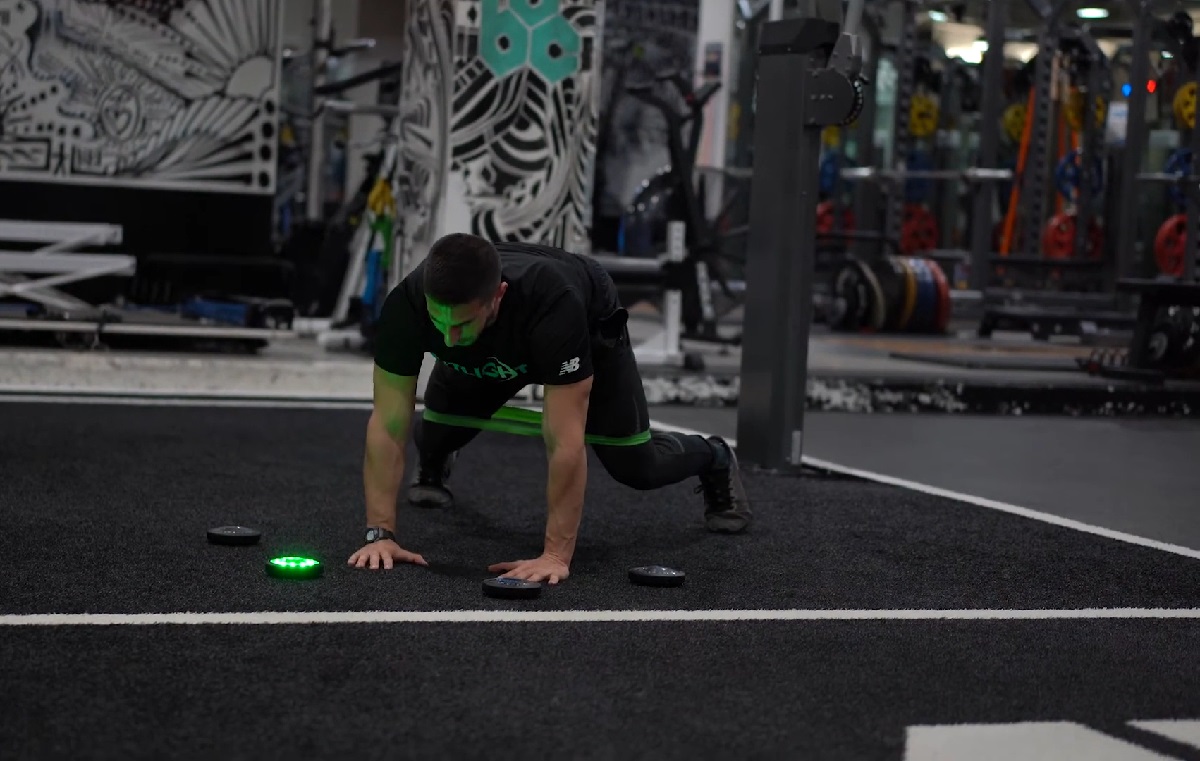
top-left (541, 376), bottom-right (592, 563)
top-left (363, 366), bottom-right (419, 532)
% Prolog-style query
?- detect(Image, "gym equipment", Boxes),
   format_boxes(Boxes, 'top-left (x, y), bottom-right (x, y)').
top-left (1064, 89), bottom-right (1107, 133)
top-left (1155, 214), bottom-right (1189, 277)
top-left (736, 0), bottom-right (867, 471)
top-left (1164, 148), bottom-right (1193, 208)
top-left (908, 93), bottom-right (939, 138)
top-left (620, 71), bottom-right (722, 258)
top-left (482, 576), bottom-right (543, 600)
top-left (819, 152), bottom-right (845, 194)
top-left (896, 257), bottom-right (918, 330)
top-left (816, 200), bottom-right (855, 235)
top-left (628, 566), bottom-right (686, 588)
top-left (828, 259), bottom-right (870, 332)
top-left (900, 205), bottom-right (939, 255)
top-left (0, 221), bottom-right (292, 347)
top-left (828, 255), bottom-right (950, 334)
top-left (207, 526), bottom-right (262, 546)
top-left (1002, 103), bottom-right (1027, 143)
top-left (266, 556), bottom-right (323, 580)
top-left (1054, 149), bottom-right (1104, 200)
top-left (608, 70), bottom-right (741, 350)
top-left (1142, 306), bottom-right (1200, 372)
top-left (1174, 81), bottom-right (1197, 129)
top-left (1116, 7), bottom-right (1199, 286)
top-left (1042, 212), bottom-right (1104, 260)
top-left (1117, 280), bottom-right (1200, 375)
top-left (905, 152), bottom-right (934, 202)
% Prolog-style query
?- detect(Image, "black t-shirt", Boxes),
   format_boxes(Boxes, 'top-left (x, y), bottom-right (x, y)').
top-left (373, 242), bottom-right (618, 386)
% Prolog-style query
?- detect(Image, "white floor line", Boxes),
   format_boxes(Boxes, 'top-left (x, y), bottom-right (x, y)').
top-left (4, 608), bottom-right (1200, 627)
top-left (645, 420), bottom-right (1200, 563)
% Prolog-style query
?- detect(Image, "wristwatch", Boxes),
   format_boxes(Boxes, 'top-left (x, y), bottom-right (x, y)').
top-left (365, 527), bottom-right (396, 543)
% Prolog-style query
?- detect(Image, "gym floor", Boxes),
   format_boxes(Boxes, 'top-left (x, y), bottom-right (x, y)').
top-left (3, 398), bottom-right (1200, 759)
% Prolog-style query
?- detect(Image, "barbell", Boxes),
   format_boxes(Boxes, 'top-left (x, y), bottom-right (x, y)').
top-left (841, 167), bottom-right (1014, 182)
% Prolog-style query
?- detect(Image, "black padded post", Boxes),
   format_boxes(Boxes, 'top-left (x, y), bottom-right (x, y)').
top-left (736, 11), bottom-right (849, 472)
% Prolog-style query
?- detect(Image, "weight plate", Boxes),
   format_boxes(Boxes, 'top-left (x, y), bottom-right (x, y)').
top-left (1165, 149), bottom-right (1193, 208)
top-left (901, 205), bottom-right (940, 256)
top-left (909, 93), bottom-right (940, 138)
top-left (911, 258), bottom-right (932, 333)
top-left (854, 258), bottom-right (888, 332)
top-left (896, 257), bottom-right (918, 332)
top-left (1001, 103), bottom-right (1027, 143)
top-left (1177, 308), bottom-right (1200, 371)
top-left (829, 259), bottom-right (870, 332)
top-left (1155, 213), bottom-right (1188, 277)
top-left (925, 258), bottom-right (952, 334)
top-left (872, 255), bottom-right (908, 332)
top-left (1175, 82), bottom-right (1197, 130)
top-left (1042, 212), bottom-right (1077, 260)
top-left (904, 258), bottom-right (925, 333)
top-left (816, 200), bottom-right (854, 236)
top-left (912, 258), bottom-right (938, 334)
top-left (905, 151), bottom-right (934, 203)
top-left (1065, 88), bottom-right (1107, 133)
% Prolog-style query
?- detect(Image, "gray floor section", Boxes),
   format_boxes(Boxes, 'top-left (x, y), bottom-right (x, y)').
top-left (648, 407), bottom-right (1200, 553)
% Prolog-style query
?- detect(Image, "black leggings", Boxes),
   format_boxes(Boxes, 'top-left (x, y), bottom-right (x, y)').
top-left (415, 321), bottom-right (716, 490)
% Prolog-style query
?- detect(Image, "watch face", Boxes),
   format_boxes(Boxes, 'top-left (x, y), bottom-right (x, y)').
top-left (366, 529), bottom-right (379, 542)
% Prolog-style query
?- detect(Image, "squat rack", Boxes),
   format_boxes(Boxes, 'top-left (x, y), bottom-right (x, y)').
top-left (1120, 3), bottom-right (1200, 285)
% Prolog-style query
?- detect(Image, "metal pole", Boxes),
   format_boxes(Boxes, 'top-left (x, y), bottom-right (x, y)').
top-left (885, 1), bottom-right (918, 248)
top-left (736, 6), bottom-right (849, 472)
top-left (937, 57), bottom-right (963, 251)
top-left (1072, 33), bottom-right (1105, 271)
top-left (1114, 1), bottom-right (1152, 285)
top-left (850, 12), bottom-right (882, 260)
top-left (306, 0), bottom-right (333, 222)
top-left (1187, 51), bottom-right (1200, 283)
top-left (968, 0), bottom-right (1009, 290)
top-left (1018, 3), bottom-right (1070, 258)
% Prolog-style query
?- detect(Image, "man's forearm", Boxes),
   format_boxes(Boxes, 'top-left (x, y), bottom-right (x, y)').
top-left (363, 412), bottom-right (408, 532)
top-left (544, 444), bottom-right (587, 561)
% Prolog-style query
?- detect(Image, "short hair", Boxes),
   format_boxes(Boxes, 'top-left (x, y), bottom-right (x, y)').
top-left (422, 233), bottom-right (502, 306)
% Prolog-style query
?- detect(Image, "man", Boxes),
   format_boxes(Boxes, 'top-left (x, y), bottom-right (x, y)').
top-left (348, 233), bottom-right (751, 583)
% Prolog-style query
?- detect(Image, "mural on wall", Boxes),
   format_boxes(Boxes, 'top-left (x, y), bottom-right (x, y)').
top-left (593, 0), bottom-right (699, 225)
top-left (396, 0), bottom-right (598, 267)
top-left (396, 0), bottom-right (454, 271)
top-left (0, 0), bottom-right (282, 194)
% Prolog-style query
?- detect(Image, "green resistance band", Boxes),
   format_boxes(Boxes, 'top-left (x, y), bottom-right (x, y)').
top-left (422, 405), bottom-right (651, 447)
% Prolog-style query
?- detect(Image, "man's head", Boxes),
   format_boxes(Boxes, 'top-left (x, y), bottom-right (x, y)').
top-left (423, 233), bottom-right (508, 347)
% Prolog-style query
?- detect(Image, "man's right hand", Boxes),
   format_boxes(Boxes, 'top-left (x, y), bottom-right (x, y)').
top-left (348, 539), bottom-right (429, 570)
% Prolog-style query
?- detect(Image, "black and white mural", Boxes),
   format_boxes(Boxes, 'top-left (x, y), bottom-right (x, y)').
top-left (0, 0), bottom-right (282, 194)
top-left (396, 0), bottom-right (598, 267)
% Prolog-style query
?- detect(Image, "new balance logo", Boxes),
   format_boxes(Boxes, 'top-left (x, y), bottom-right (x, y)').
top-left (559, 357), bottom-right (580, 375)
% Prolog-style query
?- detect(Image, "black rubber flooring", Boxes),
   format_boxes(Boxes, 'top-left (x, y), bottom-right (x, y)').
top-left (2, 402), bottom-right (1200, 759)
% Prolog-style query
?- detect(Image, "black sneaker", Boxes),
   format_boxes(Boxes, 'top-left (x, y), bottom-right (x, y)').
top-left (407, 452), bottom-right (457, 509)
top-left (696, 437), bottom-right (752, 533)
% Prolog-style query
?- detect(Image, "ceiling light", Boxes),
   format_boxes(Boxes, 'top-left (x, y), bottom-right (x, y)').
top-left (929, 10), bottom-right (948, 22)
top-left (1076, 7), bottom-right (1109, 19)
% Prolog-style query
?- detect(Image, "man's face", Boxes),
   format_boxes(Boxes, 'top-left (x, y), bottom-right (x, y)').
top-left (427, 284), bottom-right (505, 347)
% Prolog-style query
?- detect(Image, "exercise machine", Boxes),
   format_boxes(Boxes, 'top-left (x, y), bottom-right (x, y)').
top-left (829, 0), bottom-right (1011, 335)
top-left (597, 69), bottom-right (743, 359)
top-left (969, 0), bottom-right (1134, 341)
top-left (0, 221), bottom-right (293, 349)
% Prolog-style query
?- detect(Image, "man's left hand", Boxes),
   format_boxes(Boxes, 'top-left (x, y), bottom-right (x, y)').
top-left (488, 553), bottom-right (570, 585)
